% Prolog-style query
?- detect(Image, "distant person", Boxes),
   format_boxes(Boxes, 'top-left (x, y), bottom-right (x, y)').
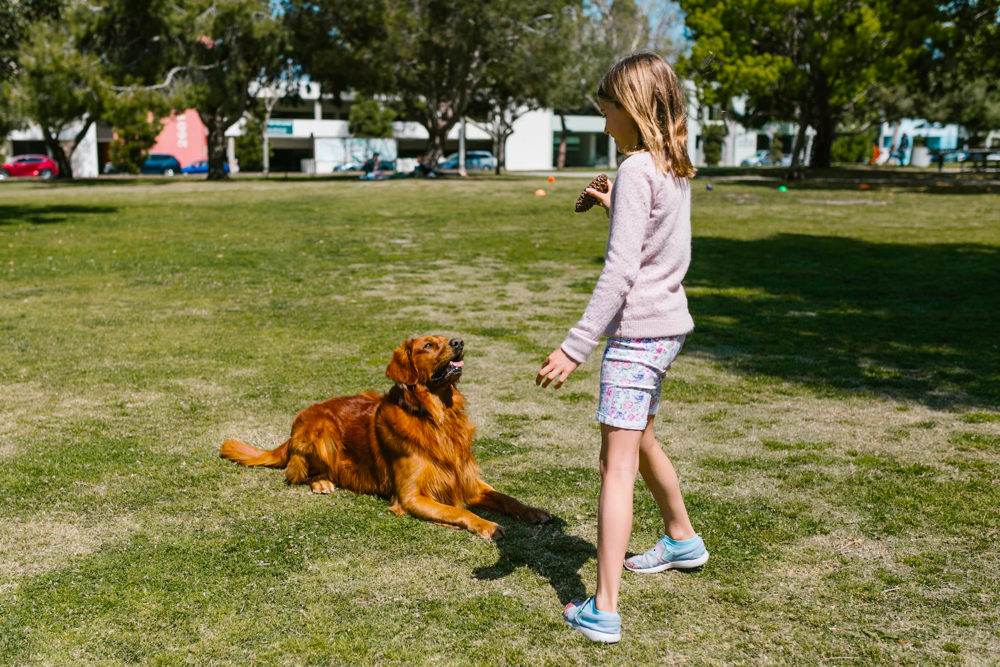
top-left (362, 152), bottom-right (381, 175)
top-left (360, 152), bottom-right (391, 180)
top-left (536, 52), bottom-right (706, 644)
top-left (899, 133), bottom-right (910, 166)
top-left (412, 155), bottom-right (437, 178)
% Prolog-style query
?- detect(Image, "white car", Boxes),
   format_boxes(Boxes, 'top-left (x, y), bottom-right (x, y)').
top-left (741, 150), bottom-right (792, 167)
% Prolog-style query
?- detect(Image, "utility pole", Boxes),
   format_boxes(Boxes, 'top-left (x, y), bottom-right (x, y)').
top-left (262, 91), bottom-right (280, 177)
top-left (459, 117), bottom-right (467, 176)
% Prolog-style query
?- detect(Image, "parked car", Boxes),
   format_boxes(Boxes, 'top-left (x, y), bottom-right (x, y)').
top-left (141, 154), bottom-right (182, 176)
top-left (438, 151), bottom-right (497, 171)
top-left (0, 154), bottom-right (58, 180)
top-left (740, 150), bottom-right (791, 167)
top-left (181, 160), bottom-right (230, 175)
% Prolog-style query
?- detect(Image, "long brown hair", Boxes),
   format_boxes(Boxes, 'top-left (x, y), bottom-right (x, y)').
top-left (598, 52), bottom-right (696, 179)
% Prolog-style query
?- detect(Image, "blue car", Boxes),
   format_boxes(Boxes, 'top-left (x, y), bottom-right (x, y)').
top-left (181, 160), bottom-right (230, 175)
top-left (141, 154), bottom-right (182, 176)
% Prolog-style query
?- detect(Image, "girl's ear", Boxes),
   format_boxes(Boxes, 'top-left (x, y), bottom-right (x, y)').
top-left (386, 341), bottom-right (418, 385)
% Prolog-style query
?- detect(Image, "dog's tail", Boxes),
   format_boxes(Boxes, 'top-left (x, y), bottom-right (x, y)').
top-left (220, 439), bottom-right (291, 468)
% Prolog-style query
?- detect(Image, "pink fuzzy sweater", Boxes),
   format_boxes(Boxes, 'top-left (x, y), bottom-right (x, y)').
top-left (560, 151), bottom-right (694, 363)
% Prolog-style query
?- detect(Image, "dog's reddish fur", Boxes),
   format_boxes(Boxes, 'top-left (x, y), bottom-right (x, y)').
top-left (220, 336), bottom-right (550, 539)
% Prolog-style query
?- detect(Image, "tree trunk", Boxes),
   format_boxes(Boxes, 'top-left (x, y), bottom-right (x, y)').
top-left (889, 122), bottom-right (900, 153)
top-left (40, 126), bottom-right (75, 179)
top-left (810, 112), bottom-right (836, 171)
top-left (557, 114), bottom-right (569, 169)
top-left (493, 125), bottom-right (501, 176)
top-left (423, 124), bottom-right (448, 168)
top-left (493, 112), bottom-right (506, 176)
top-left (201, 110), bottom-right (230, 181)
top-left (786, 117), bottom-right (808, 181)
top-left (495, 131), bottom-right (505, 176)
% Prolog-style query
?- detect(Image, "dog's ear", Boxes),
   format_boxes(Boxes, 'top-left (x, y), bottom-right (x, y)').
top-left (386, 341), bottom-right (418, 385)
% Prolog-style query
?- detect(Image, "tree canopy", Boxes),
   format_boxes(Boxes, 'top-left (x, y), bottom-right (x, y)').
top-left (290, 0), bottom-right (582, 165)
top-left (679, 0), bottom-right (939, 175)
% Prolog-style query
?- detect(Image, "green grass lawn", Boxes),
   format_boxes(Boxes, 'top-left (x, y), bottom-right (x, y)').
top-left (1, 173), bottom-right (998, 665)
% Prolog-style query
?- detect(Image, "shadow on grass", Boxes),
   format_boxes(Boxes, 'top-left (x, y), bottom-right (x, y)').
top-left (713, 178), bottom-right (996, 195)
top-left (697, 166), bottom-right (1000, 194)
top-left (472, 515), bottom-right (596, 605)
top-left (689, 234), bottom-right (999, 408)
top-left (0, 204), bottom-right (118, 225)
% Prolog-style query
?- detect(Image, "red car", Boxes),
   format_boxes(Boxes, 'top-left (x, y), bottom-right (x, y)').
top-left (0, 154), bottom-right (59, 180)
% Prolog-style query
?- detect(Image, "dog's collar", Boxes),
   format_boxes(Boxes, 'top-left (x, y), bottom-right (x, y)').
top-left (395, 383), bottom-right (429, 416)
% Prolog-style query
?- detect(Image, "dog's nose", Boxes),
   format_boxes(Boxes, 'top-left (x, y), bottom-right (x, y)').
top-left (449, 338), bottom-right (463, 350)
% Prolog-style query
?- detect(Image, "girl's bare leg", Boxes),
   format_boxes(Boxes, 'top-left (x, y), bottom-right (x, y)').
top-left (638, 416), bottom-right (697, 540)
top-left (593, 424), bottom-right (641, 614)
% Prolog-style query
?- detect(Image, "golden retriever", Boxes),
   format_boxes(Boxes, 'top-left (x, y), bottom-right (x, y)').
top-left (220, 336), bottom-right (550, 539)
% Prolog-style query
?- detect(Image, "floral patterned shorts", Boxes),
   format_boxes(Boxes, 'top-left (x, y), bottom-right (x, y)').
top-left (596, 336), bottom-right (686, 430)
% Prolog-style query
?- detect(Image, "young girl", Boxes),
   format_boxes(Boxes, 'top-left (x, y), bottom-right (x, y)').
top-left (536, 52), bottom-right (707, 644)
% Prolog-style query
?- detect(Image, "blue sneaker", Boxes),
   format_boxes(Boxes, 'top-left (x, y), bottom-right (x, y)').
top-left (563, 596), bottom-right (621, 643)
top-left (624, 534), bottom-right (709, 573)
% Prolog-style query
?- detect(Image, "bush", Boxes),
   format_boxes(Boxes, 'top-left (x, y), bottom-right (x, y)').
top-left (769, 131), bottom-right (784, 163)
top-left (109, 118), bottom-right (162, 174)
top-left (348, 96), bottom-right (396, 139)
top-left (702, 125), bottom-right (727, 167)
top-left (106, 94), bottom-right (165, 174)
top-left (831, 129), bottom-right (877, 164)
top-left (235, 115), bottom-right (273, 173)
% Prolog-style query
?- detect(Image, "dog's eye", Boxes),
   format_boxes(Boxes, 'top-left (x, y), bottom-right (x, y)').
top-left (424, 342), bottom-right (434, 349)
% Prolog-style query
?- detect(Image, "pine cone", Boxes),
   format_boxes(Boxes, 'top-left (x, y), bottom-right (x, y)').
top-left (575, 173), bottom-right (609, 213)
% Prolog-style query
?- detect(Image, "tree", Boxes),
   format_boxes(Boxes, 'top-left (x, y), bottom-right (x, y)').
top-left (679, 0), bottom-right (938, 176)
top-left (769, 130), bottom-right (783, 163)
top-left (255, 86), bottom-right (284, 176)
top-left (831, 128), bottom-right (876, 164)
top-left (920, 0), bottom-right (1000, 150)
top-left (234, 110), bottom-right (273, 172)
top-left (348, 95), bottom-right (396, 149)
top-left (93, 0), bottom-right (290, 180)
top-left (169, 1), bottom-right (289, 180)
top-left (0, 0), bottom-right (60, 140)
top-left (6, 20), bottom-right (108, 178)
top-left (924, 75), bottom-right (1000, 149)
top-left (291, 0), bottom-right (571, 166)
top-left (547, 0), bottom-right (683, 169)
top-left (106, 90), bottom-right (168, 173)
top-left (701, 124), bottom-right (725, 166)
top-left (467, 6), bottom-right (572, 174)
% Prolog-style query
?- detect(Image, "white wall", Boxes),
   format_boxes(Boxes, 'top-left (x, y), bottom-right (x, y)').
top-left (70, 122), bottom-right (99, 178)
top-left (504, 108), bottom-right (554, 171)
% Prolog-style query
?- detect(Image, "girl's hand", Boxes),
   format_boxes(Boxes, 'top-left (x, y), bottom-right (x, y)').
top-left (536, 348), bottom-right (579, 389)
top-left (586, 181), bottom-right (613, 217)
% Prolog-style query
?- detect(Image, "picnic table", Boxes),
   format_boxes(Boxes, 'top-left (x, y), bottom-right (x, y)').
top-left (931, 148), bottom-right (1000, 173)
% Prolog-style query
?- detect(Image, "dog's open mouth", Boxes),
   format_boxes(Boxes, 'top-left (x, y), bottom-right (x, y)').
top-left (431, 357), bottom-right (464, 383)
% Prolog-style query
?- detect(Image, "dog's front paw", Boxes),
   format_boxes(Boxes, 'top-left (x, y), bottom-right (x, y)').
top-left (522, 506), bottom-right (552, 525)
top-left (311, 479), bottom-right (336, 494)
top-left (477, 521), bottom-right (506, 541)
